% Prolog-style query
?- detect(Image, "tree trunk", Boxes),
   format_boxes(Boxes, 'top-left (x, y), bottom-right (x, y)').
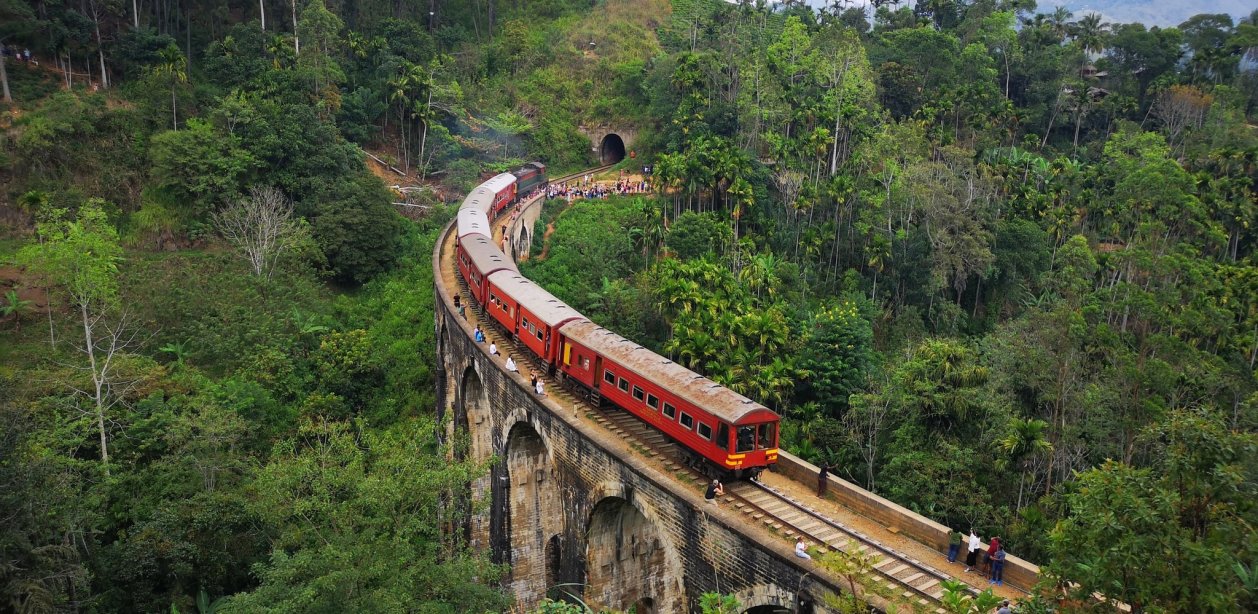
top-left (132, 0), bottom-right (140, 28)
top-left (260, 0), bottom-right (266, 30)
top-left (92, 4), bottom-right (109, 89)
top-left (81, 303), bottom-right (110, 475)
top-left (0, 53), bottom-right (10, 103)
top-left (171, 85), bottom-right (178, 130)
top-left (291, 0), bottom-right (299, 54)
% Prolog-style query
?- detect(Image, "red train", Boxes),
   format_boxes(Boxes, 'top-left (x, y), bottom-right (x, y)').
top-left (454, 171), bottom-right (779, 479)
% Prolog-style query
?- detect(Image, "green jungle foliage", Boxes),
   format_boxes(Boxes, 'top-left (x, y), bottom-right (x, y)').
top-left (1, 0), bottom-right (1257, 611)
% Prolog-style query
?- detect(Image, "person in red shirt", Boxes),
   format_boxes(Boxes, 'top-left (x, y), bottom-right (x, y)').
top-left (983, 536), bottom-right (1001, 574)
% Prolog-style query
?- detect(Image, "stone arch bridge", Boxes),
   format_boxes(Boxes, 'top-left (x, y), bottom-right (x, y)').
top-left (433, 219), bottom-right (837, 614)
top-left (432, 185), bottom-right (1041, 612)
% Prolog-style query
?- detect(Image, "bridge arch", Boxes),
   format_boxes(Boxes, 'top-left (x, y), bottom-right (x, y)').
top-left (502, 419), bottom-right (565, 601)
top-left (583, 493), bottom-right (683, 613)
top-left (456, 365), bottom-right (493, 462)
top-left (600, 133), bottom-right (626, 164)
top-left (730, 583), bottom-right (798, 614)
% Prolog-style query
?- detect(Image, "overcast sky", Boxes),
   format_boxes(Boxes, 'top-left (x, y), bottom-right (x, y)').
top-left (1030, 0), bottom-right (1251, 28)
top-left (773, 0), bottom-right (1252, 28)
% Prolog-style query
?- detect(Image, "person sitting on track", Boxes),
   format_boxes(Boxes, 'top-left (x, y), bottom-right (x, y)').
top-left (505, 355), bottom-right (518, 372)
top-left (795, 536), bottom-right (811, 560)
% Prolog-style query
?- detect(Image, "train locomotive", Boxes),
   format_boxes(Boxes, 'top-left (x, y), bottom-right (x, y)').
top-left (454, 168), bottom-right (780, 479)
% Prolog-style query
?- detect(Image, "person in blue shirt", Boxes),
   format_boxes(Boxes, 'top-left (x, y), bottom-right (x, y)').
top-left (990, 545), bottom-right (1007, 586)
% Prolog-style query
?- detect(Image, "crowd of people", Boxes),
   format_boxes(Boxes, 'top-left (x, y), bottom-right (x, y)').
top-left (947, 528), bottom-right (1008, 586)
top-left (545, 171), bottom-right (649, 201)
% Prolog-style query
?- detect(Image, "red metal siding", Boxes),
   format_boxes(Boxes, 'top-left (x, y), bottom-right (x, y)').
top-left (457, 245), bottom-right (488, 303)
top-left (484, 284), bottom-right (518, 333)
top-left (556, 334), bottom-right (598, 388)
top-left (491, 182), bottom-right (517, 217)
top-left (516, 306), bottom-right (552, 363)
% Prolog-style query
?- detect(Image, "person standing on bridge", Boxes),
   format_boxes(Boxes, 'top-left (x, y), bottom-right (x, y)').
top-left (989, 544), bottom-right (1006, 586)
top-left (817, 463), bottom-right (829, 497)
top-left (964, 529), bottom-right (981, 572)
top-left (535, 377), bottom-right (545, 396)
top-left (983, 536), bottom-right (1001, 574)
top-left (946, 528), bottom-right (964, 563)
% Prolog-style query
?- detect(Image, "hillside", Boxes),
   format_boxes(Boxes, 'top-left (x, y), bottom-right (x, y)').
top-left (1, 0), bottom-right (1257, 612)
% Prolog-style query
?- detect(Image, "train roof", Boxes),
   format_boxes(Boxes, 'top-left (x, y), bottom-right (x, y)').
top-left (461, 187), bottom-right (495, 212)
top-left (457, 207), bottom-right (491, 239)
top-left (487, 271), bottom-right (587, 328)
top-left (560, 321), bottom-right (779, 426)
top-left (461, 234), bottom-right (518, 276)
top-left (482, 173), bottom-right (517, 194)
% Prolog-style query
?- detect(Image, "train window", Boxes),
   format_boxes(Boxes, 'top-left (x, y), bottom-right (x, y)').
top-left (679, 412), bottom-right (694, 430)
top-left (581, 358), bottom-right (590, 369)
top-left (736, 426), bottom-right (755, 453)
top-left (522, 316), bottom-right (530, 329)
top-left (618, 377), bottom-right (630, 392)
top-left (758, 423), bottom-right (776, 449)
top-left (603, 371), bottom-right (616, 385)
top-left (716, 423), bottom-right (729, 450)
top-left (663, 403), bottom-right (676, 419)
top-left (632, 386), bottom-right (644, 401)
top-left (697, 423), bottom-right (712, 440)
top-left (646, 394), bottom-right (659, 410)
top-left (535, 328), bottom-right (543, 341)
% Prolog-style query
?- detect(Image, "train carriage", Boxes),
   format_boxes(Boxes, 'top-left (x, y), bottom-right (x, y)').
top-left (484, 272), bottom-right (586, 366)
top-left (457, 235), bottom-right (517, 304)
top-left (482, 173), bottom-right (518, 218)
top-left (455, 171), bottom-right (780, 479)
top-left (456, 207), bottom-right (492, 241)
top-left (556, 321), bottom-right (779, 478)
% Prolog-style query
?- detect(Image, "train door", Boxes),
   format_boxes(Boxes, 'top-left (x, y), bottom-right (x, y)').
top-left (591, 356), bottom-right (604, 406)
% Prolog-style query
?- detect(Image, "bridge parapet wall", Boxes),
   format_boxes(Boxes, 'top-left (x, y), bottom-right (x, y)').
top-left (776, 454), bottom-right (1040, 591)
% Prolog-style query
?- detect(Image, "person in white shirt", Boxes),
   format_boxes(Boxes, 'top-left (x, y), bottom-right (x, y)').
top-left (505, 355), bottom-right (518, 372)
top-left (965, 529), bottom-right (982, 572)
top-left (794, 537), bottom-right (811, 560)
top-left (535, 378), bottom-right (545, 396)
top-left (489, 341), bottom-right (498, 355)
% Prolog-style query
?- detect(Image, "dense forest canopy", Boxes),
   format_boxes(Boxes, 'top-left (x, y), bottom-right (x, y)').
top-left (1, 0), bottom-right (1256, 611)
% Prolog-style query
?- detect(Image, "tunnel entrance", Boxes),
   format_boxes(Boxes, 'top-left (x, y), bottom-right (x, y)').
top-left (600, 134), bottom-right (626, 164)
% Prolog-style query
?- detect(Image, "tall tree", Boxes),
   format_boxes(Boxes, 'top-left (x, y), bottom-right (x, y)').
top-left (153, 44), bottom-right (188, 130)
top-left (17, 201), bottom-right (134, 474)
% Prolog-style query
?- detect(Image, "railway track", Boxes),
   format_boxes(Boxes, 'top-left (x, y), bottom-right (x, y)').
top-left (583, 400), bottom-right (965, 613)
top-left (444, 166), bottom-right (977, 612)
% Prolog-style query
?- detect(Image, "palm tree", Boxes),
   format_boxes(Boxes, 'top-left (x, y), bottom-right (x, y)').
top-left (1070, 13), bottom-right (1109, 75)
top-left (1, 290), bottom-right (33, 331)
top-left (153, 44), bottom-right (188, 130)
top-left (1046, 6), bottom-right (1072, 41)
top-left (999, 417), bottom-right (1053, 509)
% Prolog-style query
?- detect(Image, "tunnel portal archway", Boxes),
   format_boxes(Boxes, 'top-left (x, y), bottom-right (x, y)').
top-left (600, 134), bottom-right (626, 164)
